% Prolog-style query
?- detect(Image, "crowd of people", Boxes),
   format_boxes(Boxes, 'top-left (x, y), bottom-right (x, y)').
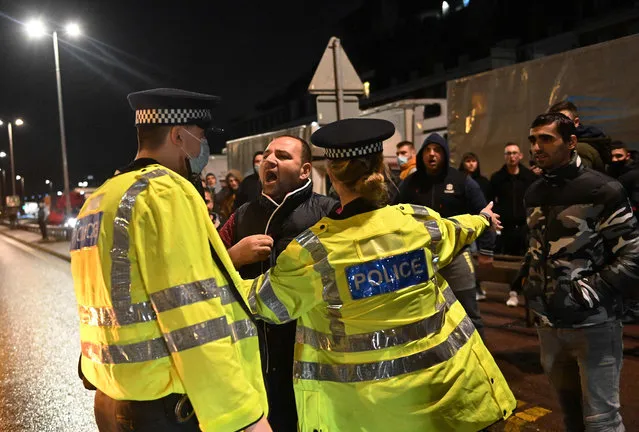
top-left (69, 88), bottom-right (638, 432)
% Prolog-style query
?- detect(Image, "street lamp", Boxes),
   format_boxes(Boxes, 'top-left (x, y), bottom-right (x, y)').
top-left (0, 118), bottom-right (25, 195)
top-left (45, 179), bottom-right (53, 195)
top-left (25, 18), bottom-right (82, 218)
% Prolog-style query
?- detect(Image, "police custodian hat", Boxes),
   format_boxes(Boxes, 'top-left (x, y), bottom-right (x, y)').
top-left (311, 118), bottom-right (395, 159)
top-left (127, 88), bottom-right (220, 128)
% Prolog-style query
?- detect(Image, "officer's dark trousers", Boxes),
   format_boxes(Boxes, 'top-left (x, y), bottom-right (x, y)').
top-left (94, 390), bottom-right (200, 432)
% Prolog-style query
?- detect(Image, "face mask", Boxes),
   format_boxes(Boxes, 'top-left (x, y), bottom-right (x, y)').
top-left (397, 155), bottom-right (409, 167)
top-left (254, 164), bottom-right (261, 173)
top-left (608, 160), bottom-right (626, 174)
top-left (181, 128), bottom-right (210, 175)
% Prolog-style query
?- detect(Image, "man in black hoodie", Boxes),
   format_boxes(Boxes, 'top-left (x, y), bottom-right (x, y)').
top-left (395, 133), bottom-right (495, 338)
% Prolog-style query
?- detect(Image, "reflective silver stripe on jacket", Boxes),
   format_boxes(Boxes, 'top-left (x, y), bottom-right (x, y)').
top-left (79, 280), bottom-right (236, 327)
top-left (82, 337), bottom-right (169, 364)
top-left (409, 205), bottom-right (442, 272)
top-left (296, 229), bottom-right (345, 337)
top-left (296, 286), bottom-right (458, 352)
top-left (78, 302), bottom-right (156, 327)
top-left (164, 316), bottom-right (231, 353)
top-left (151, 279), bottom-right (235, 313)
top-left (81, 317), bottom-right (258, 364)
top-left (110, 169), bottom-right (168, 326)
top-left (249, 271), bottom-right (292, 323)
top-left (230, 319), bottom-right (259, 342)
top-left (293, 314), bottom-right (475, 382)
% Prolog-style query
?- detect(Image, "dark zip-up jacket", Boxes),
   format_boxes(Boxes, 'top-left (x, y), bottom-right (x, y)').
top-left (523, 153), bottom-right (639, 327)
top-left (489, 164), bottom-right (537, 227)
top-left (394, 135), bottom-right (495, 255)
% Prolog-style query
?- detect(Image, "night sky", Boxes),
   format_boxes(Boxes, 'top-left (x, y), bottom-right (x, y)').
top-left (0, 0), bottom-right (365, 197)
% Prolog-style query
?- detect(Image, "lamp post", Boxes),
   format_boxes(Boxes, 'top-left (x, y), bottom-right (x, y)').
top-left (0, 154), bottom-right (6, 202)
top-left (0, 168), bottom-right (5, 208)
top-left (26, 19), bottom-right (82, 218)
top-left (0, 119), bottom-right (24, 195)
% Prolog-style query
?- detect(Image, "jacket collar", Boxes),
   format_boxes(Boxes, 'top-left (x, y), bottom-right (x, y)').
top-left (330, 197), bottom-right (380, 219)
top-left (542, 152), bottom-right (582, 184)
top-left (259, 179), bottom-right (312, 211)
top-left (115, 158), bottom-right (160, 176)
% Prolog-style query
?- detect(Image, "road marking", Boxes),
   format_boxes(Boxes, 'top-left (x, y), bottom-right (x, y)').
top-left (516, 406), bottom-right (552, 422)
top-left (503, 400), bottom-right (552, 431)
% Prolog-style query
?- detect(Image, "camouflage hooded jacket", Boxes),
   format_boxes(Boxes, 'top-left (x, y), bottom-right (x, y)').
top-left (523, 153), bottom-right (639, 327)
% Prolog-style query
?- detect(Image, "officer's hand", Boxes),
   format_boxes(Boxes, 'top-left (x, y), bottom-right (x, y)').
top-left (480, 201), bottom-right (503, 231)
top-left (246, 416), bottom-right (272, 432)
top-left (228, 235), bottom-right (274, 269)
top-left (477, 254), bottom-right (493, 270)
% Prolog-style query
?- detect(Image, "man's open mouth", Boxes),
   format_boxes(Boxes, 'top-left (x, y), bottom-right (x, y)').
top-left (265, 171), bottom-right (278, 183)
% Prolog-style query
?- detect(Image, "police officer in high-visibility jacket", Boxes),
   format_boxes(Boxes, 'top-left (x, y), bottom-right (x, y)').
top-left (70, 88), bottom-right (271, 432)
top-left (241, 118), bottom-right (517, 431)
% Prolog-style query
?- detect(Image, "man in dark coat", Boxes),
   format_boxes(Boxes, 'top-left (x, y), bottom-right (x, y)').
top-left (219, 135), bottom-right (338, 432)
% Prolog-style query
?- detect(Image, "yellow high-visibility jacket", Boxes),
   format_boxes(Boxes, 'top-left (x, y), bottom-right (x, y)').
top-left (242, 204), bottom-right (516, 432)
top-left (70, 163), bottom-right (267, 432)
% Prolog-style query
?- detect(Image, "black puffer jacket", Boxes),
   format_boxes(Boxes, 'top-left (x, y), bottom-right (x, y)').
top-left (523, 153), bottom-right (639, 328)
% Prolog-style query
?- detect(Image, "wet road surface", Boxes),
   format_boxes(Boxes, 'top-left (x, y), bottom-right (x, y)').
top-left (0, 234), bottom-right (95, 431)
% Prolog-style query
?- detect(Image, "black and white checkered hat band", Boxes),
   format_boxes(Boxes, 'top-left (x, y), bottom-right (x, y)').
top-left (324, 141), bottom-right (384, 159)
top-left (135, 108), bottom-right (212, 125)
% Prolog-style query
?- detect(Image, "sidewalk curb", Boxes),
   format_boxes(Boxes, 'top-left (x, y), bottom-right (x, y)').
top-left (0, 229), bottom-right (71, 263)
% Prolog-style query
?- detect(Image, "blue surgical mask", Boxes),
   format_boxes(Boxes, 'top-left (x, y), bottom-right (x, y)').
top-left (181, 128), bottom-right (210, 175)
top-left (254, 163), bottom-right (261, 173)
top-left (397, 155), bottom-right (409, 167)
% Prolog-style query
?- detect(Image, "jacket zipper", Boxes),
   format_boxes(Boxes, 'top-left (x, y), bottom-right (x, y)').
top-left (541, 205), bottom-right (552, 295)
top-left (260, 179), bottom-right (312, 375)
